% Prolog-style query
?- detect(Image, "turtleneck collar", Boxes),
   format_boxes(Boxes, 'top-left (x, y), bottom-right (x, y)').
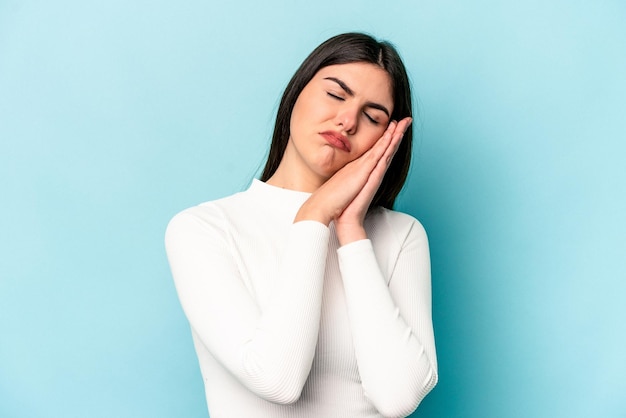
top-left (248, 179), bottom-right (312, 207)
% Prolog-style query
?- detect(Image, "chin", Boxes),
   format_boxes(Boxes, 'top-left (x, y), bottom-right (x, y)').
top-left (312, 168), bottom-right (335, 182)
top-left (309, 153), bottom-right (346, 179)
top-left (315, 160), bottom-right (347, 179)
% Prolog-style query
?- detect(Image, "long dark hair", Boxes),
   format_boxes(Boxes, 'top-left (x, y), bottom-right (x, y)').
top-left (260, 32), bottom-right (413, 210)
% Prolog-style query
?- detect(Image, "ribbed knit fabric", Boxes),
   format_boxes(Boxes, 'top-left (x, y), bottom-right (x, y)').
top-left (165, 180), bottom-right (437, 418)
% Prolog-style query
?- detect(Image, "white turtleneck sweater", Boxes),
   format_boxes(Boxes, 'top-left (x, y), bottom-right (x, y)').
top-left (165, 180), bottom-right (437, 418)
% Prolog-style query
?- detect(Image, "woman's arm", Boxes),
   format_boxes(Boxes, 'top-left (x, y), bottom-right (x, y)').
top-left (299, 116), bottom-right (436, 416)
top-left (165, 212), bottom-right (329, 404)
top-left (338, 216), bottom-right (437, 418)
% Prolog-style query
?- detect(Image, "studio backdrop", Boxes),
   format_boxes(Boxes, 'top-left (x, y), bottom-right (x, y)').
top-left (1, 1), bottom-right (624, 417)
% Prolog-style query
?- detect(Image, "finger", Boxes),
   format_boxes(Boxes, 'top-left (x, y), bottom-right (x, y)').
top-left (372, 120), bottom-right (397, 154)
top-left (380, 117), bottom-right (410, 155)
top-left (384, 118), bottom-right (410, 161)
top-left (382, 119), bottom-right (398, 137)
top-left (393, 117), bottom-right (412, 140)
top-left (357, 120), bottom-right (397, 166)
top-left (364, 121), bottom-right (408, 187)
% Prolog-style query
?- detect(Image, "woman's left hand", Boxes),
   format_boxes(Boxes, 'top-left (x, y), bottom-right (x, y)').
top-left (335, 116), bottom-right (412, 245)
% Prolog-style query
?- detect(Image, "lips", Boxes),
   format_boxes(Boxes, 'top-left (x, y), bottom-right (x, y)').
top-left (320, 131), bottom-right (351, 152)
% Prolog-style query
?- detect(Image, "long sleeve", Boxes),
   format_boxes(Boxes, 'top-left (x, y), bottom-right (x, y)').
top-left (337, 213), bottom-right (438, 417)
top-left (165, 209), bottom-right (329, 404)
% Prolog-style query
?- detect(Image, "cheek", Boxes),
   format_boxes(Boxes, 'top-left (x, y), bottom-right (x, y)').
top-left (289, 99), bottom-right (305, 130)
top-left (291, 87), bottom-right (323, 124)
top-left (355, 127), bottom-right (386, 156)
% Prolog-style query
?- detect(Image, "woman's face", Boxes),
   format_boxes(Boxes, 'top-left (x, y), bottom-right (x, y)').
top-left (285, 62), bottom-right (394, 184)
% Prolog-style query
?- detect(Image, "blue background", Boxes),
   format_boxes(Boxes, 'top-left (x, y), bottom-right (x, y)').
top-left (1, 1), bottom-right (625, 417)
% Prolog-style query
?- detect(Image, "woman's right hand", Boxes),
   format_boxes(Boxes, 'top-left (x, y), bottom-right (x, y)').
top-left (294, 118), bottom-right (410, 227)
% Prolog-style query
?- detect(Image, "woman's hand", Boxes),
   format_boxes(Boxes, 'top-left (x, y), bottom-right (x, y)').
top-left (334, 117), bottom-right (411, 245)
top-left (295, 117), bottom-right (412, 245)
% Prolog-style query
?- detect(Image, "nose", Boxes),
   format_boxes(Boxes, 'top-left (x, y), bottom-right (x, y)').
top-left (335, 105), bottom-right (358, 135)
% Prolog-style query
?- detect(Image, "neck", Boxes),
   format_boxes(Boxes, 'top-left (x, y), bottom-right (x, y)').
top-left (266, 143), bottom-right (328, 192)
top-left (266, 165), bottom-right (325, 192)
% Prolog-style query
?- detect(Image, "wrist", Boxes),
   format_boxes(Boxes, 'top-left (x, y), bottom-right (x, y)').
top-left (336, 224), bottom-right (367, 246)
top-left (294, 200), bottom-right (333, 225)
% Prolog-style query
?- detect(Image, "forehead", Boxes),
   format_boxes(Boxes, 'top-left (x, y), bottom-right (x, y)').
top-left (314, 63), bottom-right (394, 106)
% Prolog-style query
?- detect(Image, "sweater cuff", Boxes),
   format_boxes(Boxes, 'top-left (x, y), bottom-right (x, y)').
top-left (291, 219), bottom-right (330, 236)
top-left (289, 220), bottom-right (330, 251)
top-left (337, 239), bottom-right (383, 283)
top-left (337, 238), bottom-right (373, 257)
top-left (293, 219), bottom-right (330, 230)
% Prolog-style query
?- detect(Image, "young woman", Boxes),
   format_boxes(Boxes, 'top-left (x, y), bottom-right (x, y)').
top-left (165, 33), bottom-right (438, 418)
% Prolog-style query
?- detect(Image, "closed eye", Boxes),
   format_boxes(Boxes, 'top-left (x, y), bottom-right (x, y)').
top-left (327, 92), bottom-right (345, 101)
top-left (363, 112), bottom-right (379, 125)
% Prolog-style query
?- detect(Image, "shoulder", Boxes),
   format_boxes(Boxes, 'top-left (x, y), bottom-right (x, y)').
top-left (165, 189), bottom-right (251, 246)
top-left (362, 208), bottom-right (429, 281)
top-left (366, 207), bottom-right (428, 245)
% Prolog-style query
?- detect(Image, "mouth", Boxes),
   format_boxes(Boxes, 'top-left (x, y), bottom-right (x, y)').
top-left (319, 131), bottom-right (351, 152)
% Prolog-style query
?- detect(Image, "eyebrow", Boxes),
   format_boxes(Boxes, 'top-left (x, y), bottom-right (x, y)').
top-left (324, 76), bottom-right (391, 118)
